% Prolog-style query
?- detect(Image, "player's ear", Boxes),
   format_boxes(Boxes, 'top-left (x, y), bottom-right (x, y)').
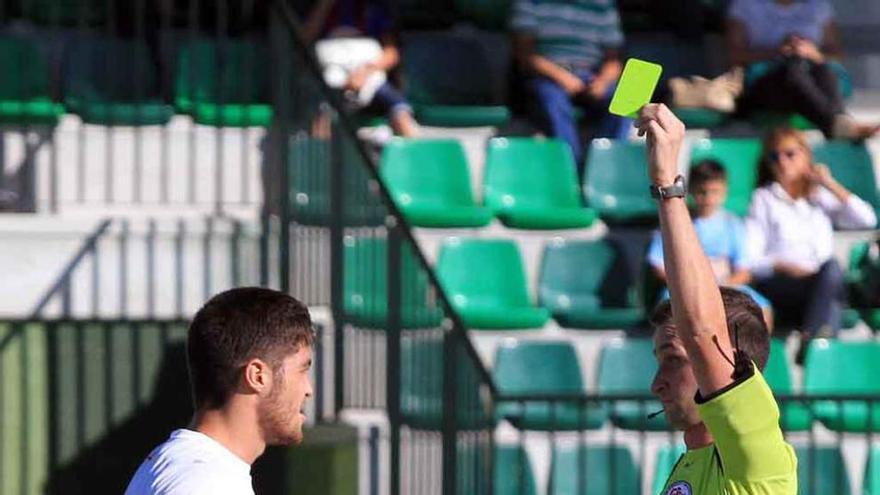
top-left (243, 358), bottom-right (272, 394)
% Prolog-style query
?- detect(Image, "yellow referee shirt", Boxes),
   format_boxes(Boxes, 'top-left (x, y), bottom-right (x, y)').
top-left (659, 366), bottom-right (798, 494)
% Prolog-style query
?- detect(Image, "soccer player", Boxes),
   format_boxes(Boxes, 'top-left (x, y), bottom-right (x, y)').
top-left (125, 287), bottom-right (314, 495)
top-left (638, 104), bottom-right (797, 494)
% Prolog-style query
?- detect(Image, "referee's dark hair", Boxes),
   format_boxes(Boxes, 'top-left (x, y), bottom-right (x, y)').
top-left (187, 287), bottom-right (314, 409)
top-left (650, 287), bottom-right (770, 371)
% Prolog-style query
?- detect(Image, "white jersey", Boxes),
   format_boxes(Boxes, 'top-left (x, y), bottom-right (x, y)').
top-left (125, 429), bottom-right (255, 495)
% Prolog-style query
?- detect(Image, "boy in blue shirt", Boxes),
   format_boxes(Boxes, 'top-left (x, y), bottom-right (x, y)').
top-left (647, 160), bottom-right (773, 329)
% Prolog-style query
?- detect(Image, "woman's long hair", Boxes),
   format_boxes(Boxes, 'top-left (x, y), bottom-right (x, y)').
top-left (756, 126), bottom-right (814, 198)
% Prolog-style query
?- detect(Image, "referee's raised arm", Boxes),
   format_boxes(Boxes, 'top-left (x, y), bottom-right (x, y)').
top-left (636, 104), bottom-right (736, 397)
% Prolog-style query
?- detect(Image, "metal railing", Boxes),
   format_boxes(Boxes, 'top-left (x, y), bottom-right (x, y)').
top-left (493, 392), bottom-right (880, 495)
top-left (0, 317), bottom-right (332, 495)
top-left (265, 2), bottom-right (500, 494)
top-left (0, 0), bottom-right (501, 493)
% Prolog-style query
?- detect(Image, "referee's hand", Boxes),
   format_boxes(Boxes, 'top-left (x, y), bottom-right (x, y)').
top-left (635, 103), bottom-right (685, 187)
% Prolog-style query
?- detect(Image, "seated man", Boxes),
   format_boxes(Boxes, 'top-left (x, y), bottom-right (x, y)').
top-left (726, 0), bottom-right (879, 139)
top-left (512, 0), bottom-right (630, 167)
top-left (638, 104), bottom-right (797, 493)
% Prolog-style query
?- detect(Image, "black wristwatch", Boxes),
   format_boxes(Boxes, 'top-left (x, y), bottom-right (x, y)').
top-left (649, 175), bottom-right (687, 200)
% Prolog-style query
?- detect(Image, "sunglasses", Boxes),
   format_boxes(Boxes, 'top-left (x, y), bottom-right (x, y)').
top-left (768, 147), bottom-right (802, 163)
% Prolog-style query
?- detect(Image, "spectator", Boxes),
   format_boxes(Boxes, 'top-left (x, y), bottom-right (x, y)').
top-left (303, 0), bottom-right (419, 137)
top-left (747, 127), bottom-right (877, 363)
top-left (647, 159), bottom-right (773, 330)
top-left (726, 0), bottom-right (880, 140)
top-left (512, 0), bottom-right (630, 168)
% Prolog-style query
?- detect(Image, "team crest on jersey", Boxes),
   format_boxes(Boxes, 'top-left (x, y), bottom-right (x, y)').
top-left (665, 481), bottom-right (692, 495)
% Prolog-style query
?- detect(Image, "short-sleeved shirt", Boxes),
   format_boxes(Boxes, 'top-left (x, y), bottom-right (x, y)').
top-left (125, 429), bottom-right (255, 495)
top-left (511, 0), bottom-right (624, 69)
top-left (659, 367), bottom-right (798, 494)
top-left (727, 0), bottom-right (833, 50)
top-left (648, 210), bottom-right (748, 281)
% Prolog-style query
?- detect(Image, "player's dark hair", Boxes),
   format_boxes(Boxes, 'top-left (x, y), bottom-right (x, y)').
top-left (187, 287), bottom-right (314, 409)
top-left (649, 287), bottom-right (770, 371)
top-left (689, 159), bottom-right (727, 188)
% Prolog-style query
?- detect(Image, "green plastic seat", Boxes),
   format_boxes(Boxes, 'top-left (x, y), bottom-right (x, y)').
top-left (342, 236), bottom-right (444, 329)
top-left (287, 136), bottom-right (385, 226)
top-left (0, 37), bottom-right (64, 125)
top-left (804, 339), bottom-right (880, 432)
top-left (584, 139), bottom-right (657, 224)
top-left (848, 241), bottom-right (880, 330)
top-left (550, 444), bottom-right (639, 495)
top-left (484, 138), bottom-right (597, 229)
top-left (174, 38), bottom-right (271, 127)
top-left (453, 0), bottom-right (512, 30)
top-left (495, 446), bottom-right (538, 495)
top-left (400, 337), bottom-right (493, 430)
top-left (437, 239), bottom-right (549, 329)
top-left (494, 340), bottom-right (605, 430)
top-left (402, 33), bottom-right (510, 127)
top-left (539, 239), bottom-right (644, 329)
top-left (764, 339), bottom-right (813, 431)
top-left (866, 444), bottom-right (880, 495)
top-left (673, 108), bottom-right (728, 129)
top-left (381, 139), bottom-right (493, 228)
top-left (455, 443), bottom-right (537, 495)
top-left (65, 38), bottom-right (173, 125)
top-left (812, 141), bottom-right (880, 225)
top-left (653, 444), bottom-right (687, 495)
top-left (21, 0), bottom-right (105, 26)
top-left (597, 338), bottom-right (668, 430)
top-left (794, 446), bottom-right (851, 495)
top-left (689, 138), bottom-right (762, 217)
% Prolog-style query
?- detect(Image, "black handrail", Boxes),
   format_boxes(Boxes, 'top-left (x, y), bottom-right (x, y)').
top-left (30, 218), bottom-right (114, 317)
top-left (269, 0), bottom-right (499, 396)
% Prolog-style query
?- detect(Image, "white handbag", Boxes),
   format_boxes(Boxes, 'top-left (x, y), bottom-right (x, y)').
top-left (315, 37), bottom-right (387, 108)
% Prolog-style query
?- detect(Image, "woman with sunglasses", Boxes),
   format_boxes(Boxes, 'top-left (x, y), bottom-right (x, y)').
top-left (746, 127), bottom-right (877, 363)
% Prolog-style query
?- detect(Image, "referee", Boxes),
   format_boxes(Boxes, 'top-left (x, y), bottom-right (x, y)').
top-left (639, 104), bottom-right (798, 494)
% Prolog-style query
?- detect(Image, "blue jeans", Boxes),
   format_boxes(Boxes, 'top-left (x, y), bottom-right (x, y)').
top-left (527, 69), bottom-right (632, 167)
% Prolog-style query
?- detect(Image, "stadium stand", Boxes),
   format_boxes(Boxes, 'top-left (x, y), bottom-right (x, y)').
top-left (549, 444), bottom-right (640, 495)
top-left (494, 445), bottom-right (538, 495)
top-left (538, 238), bottom-right (645, 330)
top-left (401, 32), bottom-right (511, 128)
top-left (794, 446), bottom-right (852, 494)
top-left (764, 339), bottom-right (814, 432)
top-left (804, 339), bottom-right (880, 432)
top-left (174, 38), bottom-right (271, 127)
top-left (0, 37), bottom-right (64, 125)
top-left (494, 340), bottom-right (606, 430)
top-left (342, 236), bottom-right (443, 329)
top-left (437, 238), bottom-right (550, 329)
top-left (813, 141), bottom-right (880, 222)
top-left (483, 137), bottom-right (597, 230)
top-left (64, 37), bottom-right (173, 125)
top-left (597, 338), bottom-right (668, 430)
top-left (380, 138), bottom-right (493, 228)
top-left (1, 0), bottom-right (879, 493)
top-left (583, 139), bottom-right (657, 224)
